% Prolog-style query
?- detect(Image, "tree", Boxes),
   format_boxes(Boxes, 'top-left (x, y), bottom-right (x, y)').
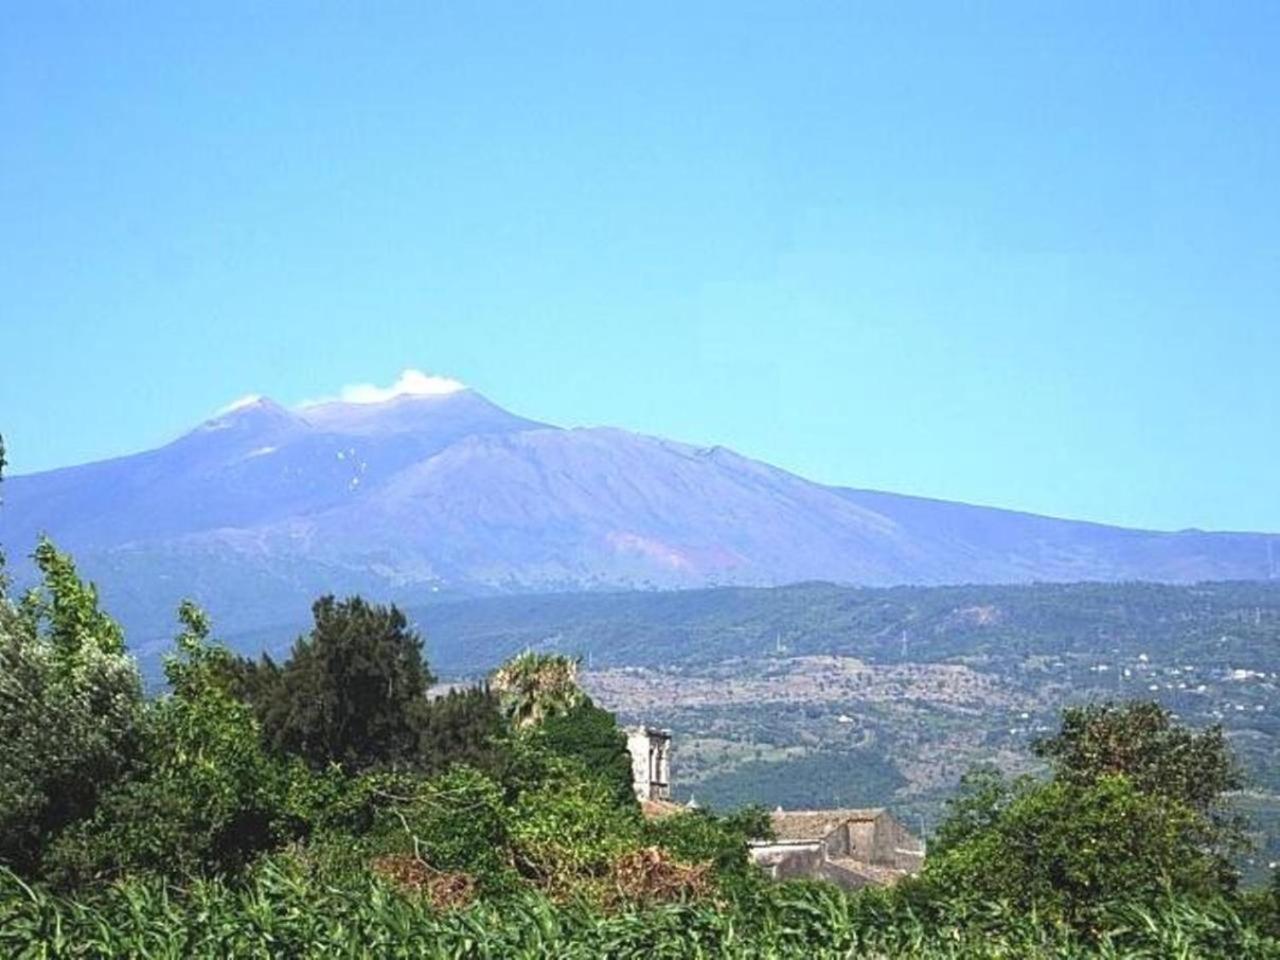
top-left (0, 541), bottom-right (143, 874)
top-left (44, 602), bottom-right (296, 883)
top-left (1034, 700), bottom-right (1242, 814)
top-left (414, 684), bottom-right (508, 777)
top-left (490, 651), bottom-right (583, 730)
top-left (928, 764), bottom-right (1032, 857)
top-left (1033, 700), bottom-right (1246, 865)
top-left (537, 698), bottom-right (637, 810)
top-left (922, 775), bottom-right (1223, 926)
top-left (923, 701), bottom-right (1248, 927)
top-left (258, 596), bottom-right (435, 771)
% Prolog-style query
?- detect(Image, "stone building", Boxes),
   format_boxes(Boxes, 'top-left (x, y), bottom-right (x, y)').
top-left (624, 726), bottom-right (671, 801)
top-left (748, 807), bottom-right (925, 890)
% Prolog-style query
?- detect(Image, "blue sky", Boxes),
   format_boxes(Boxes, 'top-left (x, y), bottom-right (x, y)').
top-left (2, 2), bottom-right (1277, 532)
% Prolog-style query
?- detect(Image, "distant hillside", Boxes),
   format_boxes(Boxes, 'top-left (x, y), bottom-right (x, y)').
top-left (397, 579), bottom-right (1280, 676)
top-left (3, 386), bottom-right (1278, 649)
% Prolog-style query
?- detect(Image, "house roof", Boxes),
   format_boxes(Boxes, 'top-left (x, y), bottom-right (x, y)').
top-left (766, 808), bottom-right (886, 842)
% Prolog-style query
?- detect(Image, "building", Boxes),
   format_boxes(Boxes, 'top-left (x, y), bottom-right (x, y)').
top-left (625, 725), bottom-right (671, 801)
top-left (748, 808), bottom-right (925, 890)
top-left (623, 727), bottom-right (922, 889)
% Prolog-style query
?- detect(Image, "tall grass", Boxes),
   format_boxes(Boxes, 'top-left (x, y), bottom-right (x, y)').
top-left (3, 863), bottom-right (1278, 959)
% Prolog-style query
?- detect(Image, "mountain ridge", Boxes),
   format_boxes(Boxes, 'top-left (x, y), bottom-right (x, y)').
top-left (2, 386), bottom-right (1277, 646)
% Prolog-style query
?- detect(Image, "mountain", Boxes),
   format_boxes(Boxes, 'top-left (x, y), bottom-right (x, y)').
top-left (2, 384), bottom-right (1277, 650)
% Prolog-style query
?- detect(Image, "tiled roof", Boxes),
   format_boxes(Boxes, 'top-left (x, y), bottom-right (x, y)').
top-left (767, 808), bottom-right (886, 841)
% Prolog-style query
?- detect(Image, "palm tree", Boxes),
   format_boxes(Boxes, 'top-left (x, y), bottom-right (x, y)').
top-left (490, 651), bottom-right (583, 730)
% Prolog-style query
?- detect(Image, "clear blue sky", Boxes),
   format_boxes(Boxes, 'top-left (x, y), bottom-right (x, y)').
top-left (2, 2), bottom-right (1278, 532)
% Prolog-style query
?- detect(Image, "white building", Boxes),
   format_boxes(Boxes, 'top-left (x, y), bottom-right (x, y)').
top-left (625, 726), bottom-right (671, 801)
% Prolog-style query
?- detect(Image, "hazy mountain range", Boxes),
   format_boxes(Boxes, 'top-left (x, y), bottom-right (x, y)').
top-left (3, 384), bottom-right (1277, 648)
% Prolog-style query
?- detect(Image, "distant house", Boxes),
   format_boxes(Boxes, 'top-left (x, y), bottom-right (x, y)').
top-left (624, 728), bottom-right (922, 889)
top-left (625, 726), bottom-right (671, 802)
top-left (748, 808), bottom-right (925, 890)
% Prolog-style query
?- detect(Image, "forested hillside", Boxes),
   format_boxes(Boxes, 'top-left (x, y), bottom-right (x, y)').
top-left (399, 579), bottom-right (1280, 673)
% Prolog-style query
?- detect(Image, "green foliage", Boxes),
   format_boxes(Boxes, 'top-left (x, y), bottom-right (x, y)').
top-left (928, 764), bottom-right (1032, 857)
top-left (1035, 700), bottom-right (1243, 812)
top-left (491, 650), bottom-right (584, 730)
top-left (507, 760), bottom-right (642, 893)
top-left (644, 806), bottom-right (773, 883)
top-left (0, 541), bottom-right (143, 873)
top-left (1034, 700), bottom-right (1246, 865)
top-left (537, 698), bottom-right (637, 810)
top-left (923, 774), bottom-right (1224, 926)
top-left (414, 684), bottom-right (509, 777)
top-left (4, 861), bottom-right (1279, 958)
top-left (21, 540), bottom-right (125, 659)
top-left (41, 604), bottom-right (296, 884)
top-left (371, 765), bottom-right (515, 892)
top-left (256, 595), bottom-right (435, 771)
top-left (924, 703), bottom-right (1249, 927)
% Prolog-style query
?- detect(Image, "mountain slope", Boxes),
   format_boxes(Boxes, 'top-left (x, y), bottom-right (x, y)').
top-left (2, 387), bottom-right (1276, 645)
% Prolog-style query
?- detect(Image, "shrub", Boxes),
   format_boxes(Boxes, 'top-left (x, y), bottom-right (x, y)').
top-left (41, 604), bottom-right (296, 884)
top-left (370, 765), bottom-right (515, 894)
top-left (0, 541), bottom-right (143, 874)
top-left (644, 806), bottom-right (773, 886)
top-left (922, 774), bottom-right (1224, 926)
top-left (508, 761), bottom-right (642, 897)
top-left (537, 698), bottom-right (637, 811)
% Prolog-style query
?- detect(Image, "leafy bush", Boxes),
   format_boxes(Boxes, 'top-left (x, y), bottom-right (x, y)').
top-left (536, 698), bottom-right (637, 810)
top-left (0, 541), bottom-right (143, 873)
top-left (41, 604), bottom-right (297, 884)
top-left (644, 806), bottom-right (773, 885)
top-left (507, 760), bottom-right (643, 896)
top-left (922, 774), bottom-right (1225, 926)
top-left (370, 765), bottom-right (515, 893)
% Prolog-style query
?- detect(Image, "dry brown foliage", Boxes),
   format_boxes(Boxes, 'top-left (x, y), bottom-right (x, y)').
top-left (608, 846), bottom-right (712, 906)
top-left (370, 854), bottom-right (477, 911)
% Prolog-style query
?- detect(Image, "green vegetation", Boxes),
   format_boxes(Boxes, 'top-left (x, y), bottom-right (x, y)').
top-left (6, 866), bottom-right (1279, 958)
top-left (491, 651), bottom-right (584, 729)
top-left (238, 595), bottom-right (437, 771)
top-left (0, 541), bottom-right (144, 875)
top-left (2, 539), bottom-right (1280, 954)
